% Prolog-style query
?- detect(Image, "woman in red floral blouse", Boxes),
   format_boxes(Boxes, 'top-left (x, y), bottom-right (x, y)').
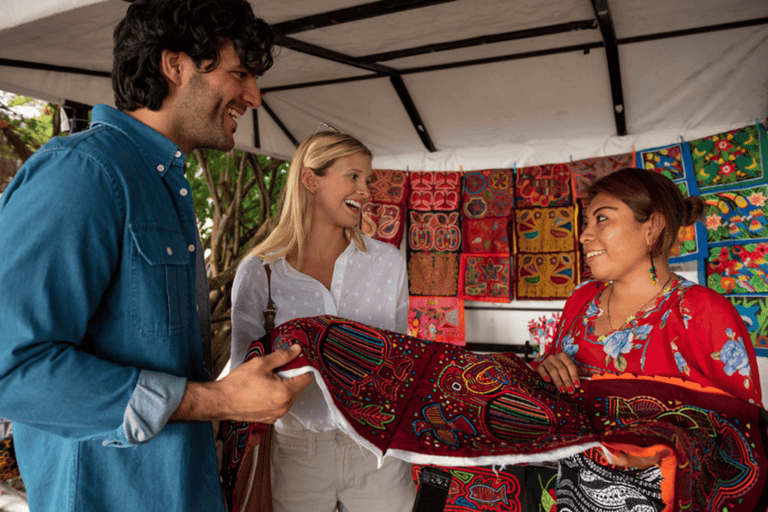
top-left (534, 167), bottom-right (762, 511)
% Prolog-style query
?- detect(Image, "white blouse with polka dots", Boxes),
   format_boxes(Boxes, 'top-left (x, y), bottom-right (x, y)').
top-left (230, 235), bottom-right (409, 432)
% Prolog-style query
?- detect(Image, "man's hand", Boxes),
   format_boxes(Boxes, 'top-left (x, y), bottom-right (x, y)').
top-left (536, 352), bottom-right (580, 394)
top-left (171, 344), bottom-right (312, 423)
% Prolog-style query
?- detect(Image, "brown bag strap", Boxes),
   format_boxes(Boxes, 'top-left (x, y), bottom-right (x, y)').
top-left (263, 264), bottom-right (276, 332)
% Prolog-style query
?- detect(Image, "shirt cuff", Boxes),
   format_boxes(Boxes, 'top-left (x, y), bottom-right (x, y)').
top-left (121, 370), bottom-right (188, 444)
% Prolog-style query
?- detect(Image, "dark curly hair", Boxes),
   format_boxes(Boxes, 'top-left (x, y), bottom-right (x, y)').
top-left (584, 167), bottom-right (705, 257)
top-left (113, 0), bottom-right (275, 111)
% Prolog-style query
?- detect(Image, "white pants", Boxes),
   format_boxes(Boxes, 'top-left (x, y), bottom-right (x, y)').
top-left (271, 427), bottom-right (416, 512)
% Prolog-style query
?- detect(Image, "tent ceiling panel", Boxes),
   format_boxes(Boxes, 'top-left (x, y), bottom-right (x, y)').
top-left (285, 0), bottom-right (597, 58)
top-left (400, 49), bottom-right (616, 151)
top-left (610, 0), bottom-right (768, 39)
top-left (0, 0), bottom-right (109, 31)
top-left (379, 29), bottom-right (602, 71)
top-left (0, 65), bottom-right (114, 110)
top-left (0, 2), bottom-right (126, 72)
top-left (258, 47), bottom-right (373, 89)
top-left (264, 77), bottom-right (429, 156)
top-left (622, 26), bottom-right (768, 135)
top-left (0, 0), bottom-right (765, 166)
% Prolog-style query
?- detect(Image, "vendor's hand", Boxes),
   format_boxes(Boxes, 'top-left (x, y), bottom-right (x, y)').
top-left (536, 352), bottom-right (580, 394)
top-left (172, 344), bottom-right (312, 424)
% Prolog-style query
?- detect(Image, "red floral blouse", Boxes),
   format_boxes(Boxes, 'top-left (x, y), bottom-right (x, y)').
top-left (537, 278), bottom-right (762, 405)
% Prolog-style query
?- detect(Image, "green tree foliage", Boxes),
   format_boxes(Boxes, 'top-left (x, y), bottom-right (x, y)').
top-left (186, 149), bottom-right (289, 374)
top-left (0, 93), bottom-right (62, 193)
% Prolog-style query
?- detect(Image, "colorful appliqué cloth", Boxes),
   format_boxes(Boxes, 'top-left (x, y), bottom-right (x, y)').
top-left (690, 123), bottom-right (768, 192)
top-left (461, 169), bottom-right (515, 219)
top-left (570, 153), bottom-right (635, 199)
top-left (408, 296), bottom-right (465, 345)
top-left (458, 253), bottom-right (511, 303)
top-left (514, 206), bottom-right (577, 253)
top-left (702, 184), bottom-right (768, 244)
top-left (462, 217), bottom-right (510, 254)
top-left (223, 316), bottom-right (768, 512)
top-left (361, 202), bottom-right (406, 247)
top-left (411, 464), bottom-right (558, 512)
top-left (409, 211), bottom-right (462, 252)
top-left (368, 169), bottom-right (409, 205)
top-left (708, 242), bottom-right (768, 294)
top-left (516, 163), bottom-right (573, 207)
top-left (727, 295), bottom-right (768, 356)
top-left (408, 251), bottom-right (459, 296)
top-left (408, 171), bottom-right (462, 211)
top-left (637, 142), bottom-right (691, 182)
top-left (515, 252), bottom-right (578, 300)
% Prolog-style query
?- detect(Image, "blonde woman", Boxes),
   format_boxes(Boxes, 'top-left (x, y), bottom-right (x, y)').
top-left (230, 131), bottom-right (415, 512)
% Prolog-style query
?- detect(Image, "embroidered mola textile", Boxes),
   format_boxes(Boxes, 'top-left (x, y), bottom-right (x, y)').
top-left (222, 316), bottom-right (768, 512)
top-left (361, 202), bottom-right (406, 247)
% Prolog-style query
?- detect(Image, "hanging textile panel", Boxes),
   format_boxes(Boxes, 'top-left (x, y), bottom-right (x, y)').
top-left (570, 153), bottom-right (634, 199)
top-left (368, 169), bottom-right (408, 205)
top-left (461, 169), bottom-right (514, 219)
top-left (702, 184), bottom-right (768, 244)
top-left (408, 251), bottom-right (459, 297)
top-left (408, 171), bottom-right (462, 211)
top-left (408, 211), bottom-right (462, 252)
top-left (515, 163), bottom-right (573, 208)
top-left (513, 206), bottom-right (577, 254)
top-left (361, 202), bottom-right (406, 247)
top-left (515, 251), bottom-right (578, 300)
top-left (690, 123), bottom-right (767, 193)
top-left (458, 253), bottom-right (511, 303)
top-left (727, 295), bottom-right (768, 356)
top-left (408, 296), bottom-right (465, 345)
top-left (225, 316), bottom-right (768, 512)
top-left (637, 142), bottom-right (690, 182)
top-left (462, 217), bottom-right (510, 254)
top-left (707, 242), bottom-right (768, 294)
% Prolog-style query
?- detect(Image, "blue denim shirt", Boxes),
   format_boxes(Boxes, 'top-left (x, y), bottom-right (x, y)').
top-left (0, 105), bottom-right (226, 512)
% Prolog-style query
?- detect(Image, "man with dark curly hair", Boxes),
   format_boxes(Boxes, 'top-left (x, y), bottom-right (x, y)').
top-left (0, 1), bottom-right (310, 511)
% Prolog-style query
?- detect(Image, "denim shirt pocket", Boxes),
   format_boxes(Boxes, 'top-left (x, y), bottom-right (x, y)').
top-left (128, 223), bottom-right (191, 336)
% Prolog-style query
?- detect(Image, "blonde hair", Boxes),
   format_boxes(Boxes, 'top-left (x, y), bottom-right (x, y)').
top-left (250, 131), bottom-right (373, 262)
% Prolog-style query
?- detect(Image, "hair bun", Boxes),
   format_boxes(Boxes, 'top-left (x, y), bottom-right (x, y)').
top-left (683, 196), bottom-right (705, 226)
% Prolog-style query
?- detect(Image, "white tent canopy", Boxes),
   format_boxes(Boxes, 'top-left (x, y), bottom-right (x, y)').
top-left (1, 0), bottom-right (767, 170)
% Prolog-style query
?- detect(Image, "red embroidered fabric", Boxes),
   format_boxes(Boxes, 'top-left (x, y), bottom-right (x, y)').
top-left (462, 217), bottom-right (510, 254)
top-left (408, 171), bottom-right (462, 211)
top-left (408, 211), bottom-right (461, 252)
top-left (516, 163), bottom-right (572, 207)
top-left (570, 153), bottom-right (634, 199)
top-left (368, 169), bottom-right (409, 205)
top-left (361, 202), bottom-right (405, 247)
top-left (408, 296), bottom-right (465, 345)
top-left (408, 252), bottom-right (459, 296)
top-left (461, 169), bottom-right (515, 219)
top-left (458, 253), bottom-right (511, 303)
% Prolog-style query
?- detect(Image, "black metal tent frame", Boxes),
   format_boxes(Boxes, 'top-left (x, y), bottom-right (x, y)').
top-left (1, 0), bottom-right (767, 149)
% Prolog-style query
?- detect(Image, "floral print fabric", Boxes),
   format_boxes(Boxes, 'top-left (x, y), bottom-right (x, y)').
top-left (540, 278), bottom-right (762, 404)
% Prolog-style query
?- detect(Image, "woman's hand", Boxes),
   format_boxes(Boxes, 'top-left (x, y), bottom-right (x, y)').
top-left (536, 352), bottom-right (580, 393)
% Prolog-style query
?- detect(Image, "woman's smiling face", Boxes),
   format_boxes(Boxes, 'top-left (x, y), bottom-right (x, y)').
top-left (580, 192), bottom-right (654, 282)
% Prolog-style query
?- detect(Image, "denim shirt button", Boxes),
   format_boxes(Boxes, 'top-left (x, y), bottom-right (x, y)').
top-left (179, 188), bottom-right (188, 196)
top-left (166, 247), bottom-right (172, 255)
top-left (156, 164), bottom-right (165, 172)
top-left (188, 244), bottom-right (195, 252)
top-left (175, 150), bottom-right (182, 158)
